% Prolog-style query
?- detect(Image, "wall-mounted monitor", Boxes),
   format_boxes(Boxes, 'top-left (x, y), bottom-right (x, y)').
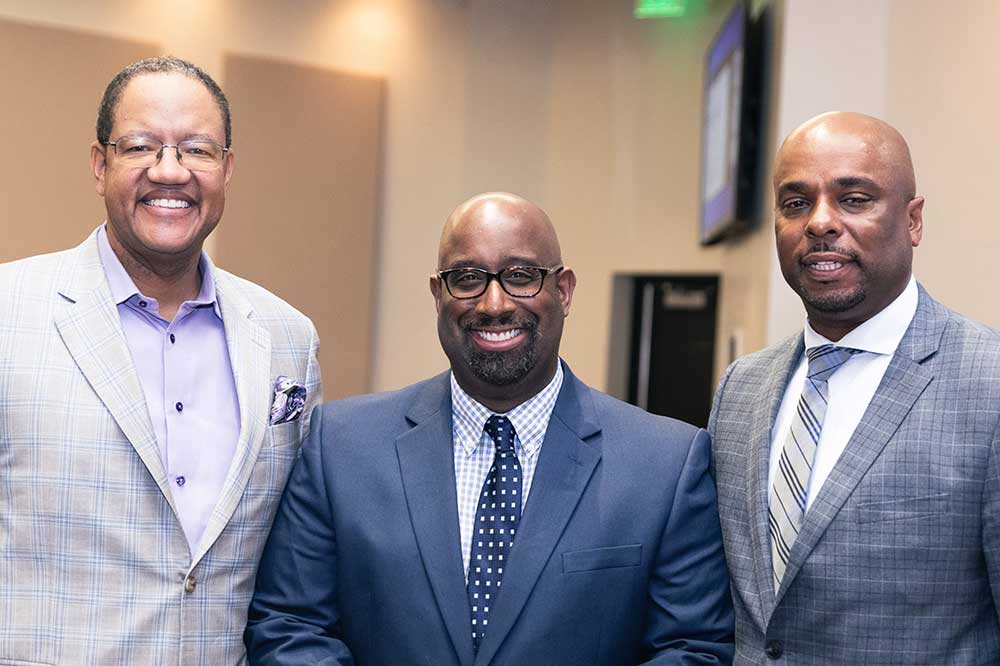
top-left (699, 1), bottom-right (765, 245)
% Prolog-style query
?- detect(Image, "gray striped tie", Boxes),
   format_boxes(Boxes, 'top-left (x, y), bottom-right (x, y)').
top-left (769, 344), bottom-right (861, 591)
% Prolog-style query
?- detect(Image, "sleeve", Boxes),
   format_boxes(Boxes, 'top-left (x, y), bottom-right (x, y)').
top-left (299, 322), bottom-right (323, 443)
top-left (983, 417), bottom-right (1000, 624)
top-left (639, 428), bottom-right (736, 666)
top-left (244, 407), bottom-right (355, 666)
top-left (707, 361), bottom-right (737, 440)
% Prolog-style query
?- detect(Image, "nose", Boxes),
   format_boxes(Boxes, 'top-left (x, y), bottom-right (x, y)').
top-left (145, 145), bottom-right (192, 184)
top-left (805, 197), bottom-right (843, 238)
top-left (475, 276), bottom-right (517, 317)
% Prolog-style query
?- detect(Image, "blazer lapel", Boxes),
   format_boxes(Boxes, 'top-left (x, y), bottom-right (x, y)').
top-left (53, 231), bottom-right (176, 515)
top-left (748, 336), bottom-right (803, 623)
top-left (192, 271), bottom-right (272, 563)
top-left (774, 288), bottom-right (943, 604)
top-left (396, 374), bottom-right (474, 666)
top-left (473, 368), bottom-right (602, 666)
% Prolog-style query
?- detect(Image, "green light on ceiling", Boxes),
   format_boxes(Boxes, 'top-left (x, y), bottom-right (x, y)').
top-left (634, 0), bottom-right (690, 19)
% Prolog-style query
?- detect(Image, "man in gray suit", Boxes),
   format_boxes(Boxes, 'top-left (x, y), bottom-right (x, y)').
top-left (0, 57), bottom-right (320, 664)
top-left (710, 111), bottom-right (1000, 665)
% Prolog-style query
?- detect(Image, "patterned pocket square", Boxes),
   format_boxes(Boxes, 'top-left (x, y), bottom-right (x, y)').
top-left (270, 376), bottom-right (307, 425)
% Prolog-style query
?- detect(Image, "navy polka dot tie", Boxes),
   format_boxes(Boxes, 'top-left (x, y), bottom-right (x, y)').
top-left (467, 415), bottom-right (521, 651)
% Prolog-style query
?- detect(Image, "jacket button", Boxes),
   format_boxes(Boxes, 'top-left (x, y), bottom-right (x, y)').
top-left (184, 575), bottom-right (197, 593)
top-left (765, 639), bottom-right (783, 659)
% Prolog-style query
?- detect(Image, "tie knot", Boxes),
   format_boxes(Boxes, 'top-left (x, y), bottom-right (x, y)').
top-left (806, 344), bottom-right (862, 382)
top-left (484, 415), bottom-right (516, 453)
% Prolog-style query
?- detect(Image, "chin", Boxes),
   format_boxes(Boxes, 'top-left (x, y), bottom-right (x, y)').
top-left (801, 285), bottom-right (866, 314)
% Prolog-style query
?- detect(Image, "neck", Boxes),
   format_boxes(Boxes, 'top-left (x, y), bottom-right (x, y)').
top-left (806, 318), bottom-right (855, 342)
top-left (109, 237), bottom-right (203, 322)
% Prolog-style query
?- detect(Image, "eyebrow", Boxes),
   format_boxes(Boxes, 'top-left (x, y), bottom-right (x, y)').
top-left (833, 176), bottom-right (878, 190)
top-left (776, 181), bottom-right (810, 196)
top-left (116, 130), bottom-right (222, 143)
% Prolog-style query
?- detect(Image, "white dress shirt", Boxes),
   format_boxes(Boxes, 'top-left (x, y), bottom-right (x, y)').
top-left (451, 362), bottom-right (564, 581)
top-left (769, 277), bottom-right (918, 511)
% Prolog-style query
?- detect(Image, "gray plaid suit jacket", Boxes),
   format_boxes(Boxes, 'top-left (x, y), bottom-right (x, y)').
top-left (0, 228), bottom-right (322, 665)
top-left (709, 285), bottom-right (1000, 665)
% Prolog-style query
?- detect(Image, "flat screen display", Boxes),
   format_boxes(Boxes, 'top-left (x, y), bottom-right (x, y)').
top-left (700, 2), bottom-right (746, 245)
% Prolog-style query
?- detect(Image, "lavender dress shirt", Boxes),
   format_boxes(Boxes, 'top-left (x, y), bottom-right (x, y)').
top-left (97, 226), bottom-right (241, 555)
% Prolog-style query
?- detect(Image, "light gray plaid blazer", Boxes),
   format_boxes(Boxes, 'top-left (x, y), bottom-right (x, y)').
top-left (710, 285), bottom-right (1000, 665)
top-left (0, 228), bottom-right (322, 665)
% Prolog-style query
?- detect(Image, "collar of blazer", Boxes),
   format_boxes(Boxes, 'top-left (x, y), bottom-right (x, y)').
top-left (54, 227), bottom-right (274, 566)
top-left (398, 362), bottom-right (602, 665)
top-left (759, 284), bottom-right (945, 617)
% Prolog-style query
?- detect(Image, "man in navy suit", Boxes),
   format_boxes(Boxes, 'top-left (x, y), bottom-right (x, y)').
top-left (245, 192), bottom-right (734, 665)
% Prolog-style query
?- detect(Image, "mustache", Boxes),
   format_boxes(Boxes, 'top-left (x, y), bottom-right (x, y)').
top-left (462, 313), bottom-right (537, 331)
top-left (805, 242), bottom-right (859, 261)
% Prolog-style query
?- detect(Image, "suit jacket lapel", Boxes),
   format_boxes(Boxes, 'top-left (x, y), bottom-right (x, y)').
top-left (749, 336), bottom-right (803, 623)
top-left (192, 270), bottom-right (272, 563)
top-left (396, 374), bottom-right (474, 666)
top-left (474, 368), bottom-right (602, 666)
top-left (775, 287), bottom-right (943, 604)
top-left (53, 231), bottom-right (176, 515)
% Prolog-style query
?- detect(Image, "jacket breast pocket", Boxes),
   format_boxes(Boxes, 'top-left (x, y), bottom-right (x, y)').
top-left (268, 420), bottom-right (301, 449)
top-left (855, 492), bottom-right (950, 524)
top-left (562, 544), bottom-right (642, 573)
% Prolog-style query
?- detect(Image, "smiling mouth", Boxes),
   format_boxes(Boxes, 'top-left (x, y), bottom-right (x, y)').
top-left (475, 329), bottom-right (522, 342)
top-left (143, 198), bottom-right (191, 209)
top-left (809, 261), bottom-right (843, 272)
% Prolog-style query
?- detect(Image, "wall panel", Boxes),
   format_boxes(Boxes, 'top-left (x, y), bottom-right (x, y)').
top-left (217, 54), bottom-right (383, 400)
top-left (0, 18), bottom-right (156, 261)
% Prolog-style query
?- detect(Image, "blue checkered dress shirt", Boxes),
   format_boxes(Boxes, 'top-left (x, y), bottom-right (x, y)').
top-left (451, 362), bottom-right (564, 581)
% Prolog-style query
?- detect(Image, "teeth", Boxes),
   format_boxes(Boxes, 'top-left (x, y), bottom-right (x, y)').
top-left (477, 329), bottom-right (521, 342)
top-left (144, 198), bottom-right (191, 209)
top-left (811, 261), bottom-right (843, 271)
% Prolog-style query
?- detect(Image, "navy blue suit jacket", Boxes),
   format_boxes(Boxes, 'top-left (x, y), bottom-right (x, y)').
top-left (246, 365), bottom-right (734, 665)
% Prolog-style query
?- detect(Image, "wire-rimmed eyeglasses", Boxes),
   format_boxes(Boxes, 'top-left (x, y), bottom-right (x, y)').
top-left (105, 135), bottom-right (231, 171)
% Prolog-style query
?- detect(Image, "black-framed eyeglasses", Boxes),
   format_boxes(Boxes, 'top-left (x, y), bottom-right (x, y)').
top-left (436, 265), bottom-right (564, 299)
top-left (105, 135), bottom-right (231, 171)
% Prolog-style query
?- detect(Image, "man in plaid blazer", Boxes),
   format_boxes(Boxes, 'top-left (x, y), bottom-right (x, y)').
top-left (710, 111), bottom-right (1000, 665)
top-left (0, 57), bottom-right (320, 664)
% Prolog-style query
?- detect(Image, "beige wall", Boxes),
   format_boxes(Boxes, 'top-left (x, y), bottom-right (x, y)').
top-left (0, 0), bottom-right (759, 395)
top-left (2, 0), bottom-right (993, 398)
top-left (886, 0), bottom-right (1000, 330)
top-left (763, 0), bottom-right (1000, 338)
top-left (0, 19), bottom-right (156, 261)
top-left (217, 55), bottom-right (384, 401)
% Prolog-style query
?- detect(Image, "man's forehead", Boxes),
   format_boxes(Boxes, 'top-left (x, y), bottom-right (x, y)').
top-left (439, 232), bottom-right (549, 268)
top-left (775, 134), bottom-right (892, 186)
top-left (439, 206), bottom-right (559, 266)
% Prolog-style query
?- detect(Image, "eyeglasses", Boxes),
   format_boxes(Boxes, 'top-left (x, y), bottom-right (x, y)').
top-left (105, 136), bottom-right (230, 171)
top-left (436, 265), bottom-right (564, 299)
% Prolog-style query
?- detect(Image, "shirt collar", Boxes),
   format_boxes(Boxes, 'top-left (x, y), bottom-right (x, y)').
top-left (803, 275), bottom-right (918, 355)
top-left (97, 224), bottom-right (221, 317)
top-left (450, 361), bottom-right (565, 459)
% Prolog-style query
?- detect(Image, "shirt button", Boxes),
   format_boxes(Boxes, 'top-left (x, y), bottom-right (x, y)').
top-left (139, 300), bottom-right (147, 308)
top-left (175, 475), bottom-right (186, 487)
top-left (764, 639), bottom-right (783, 659)
top-left (169, 333), bottom-right (176, 344)
top-left (175, 402), bottom-right (183, 413)
top-left (184, 575), bottom-right (196, 593)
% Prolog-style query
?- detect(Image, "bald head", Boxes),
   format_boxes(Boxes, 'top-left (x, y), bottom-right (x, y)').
top-left (438, 192), bottom-right (562, 268)
top-left (777, 111), bottom-right (916, 200)
top-left (772, 111), bottom-right (924, 341)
